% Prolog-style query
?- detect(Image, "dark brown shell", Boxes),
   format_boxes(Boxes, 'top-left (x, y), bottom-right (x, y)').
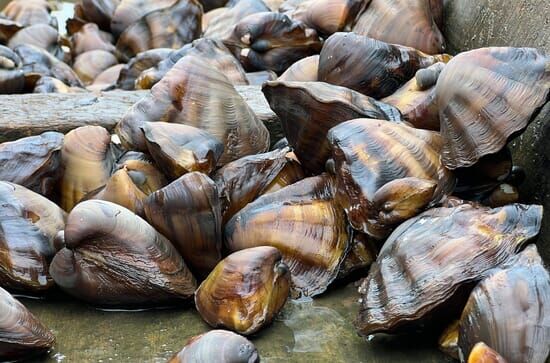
top-left (115, 0), bottom-right (203, 62)
top-left (213, 147), bottom-right (305, 223)
top-left (0, 45), bottom-right (25, 94)
top-left (49, 200), bottom-right (197, 307)
top-left (1, 0), bottom-right (53, 27)
top-left (263, 80), bottom-right (402, 174)
top-left (73, 50), bottom-right (118, 85)
top-left (327, 119), bottom-right (454, 238)
top-left (71, 0), bottom-right (120, 33)
top-left (0, 287), bottom-right (55, 361)
top-left (467, 343), bottom-right (508, 363)
top-left (195, 246), bottom-right (290, 334)
top-left (225, 174), bottom-right (350, 297)
top-left (116, 55), bottom-right (269, 164)
top-left (141, 122), bottom-right (224, 179)
top-left (168, 330), bottom-right (259, 363)
top-left (116, 48), bottom-right (172, 90)
top-left (0, 131), bottom-right (63, 197)
top-left (458, 245), bottom-right (550, 363)
top-left (337, 231), bottom-right (378, 279)
top-left (278, 54), bottom-right (318, 82)
top-left (318, 32), bottom-right (450, 99)
top-left (143, 172), bottom-right (222, 278)
top-left (203, 0), bottom-right (270, 41)
top-left (110, 0), bottom-right (175, 37)
top-left (355, 203), bottom-right (543, 335)
top-left (70, 22), bottom-right (115, 57)
top-left (352, 0), bottom-right (445, 54)
top-left (226, 11), bottom-right (322, 74)
top-left (114, 151), bottom-right (168, 195)
top-left (0, 182), bottom-right (65, 293)
top-left (436, 47), bottom-right (550, 169)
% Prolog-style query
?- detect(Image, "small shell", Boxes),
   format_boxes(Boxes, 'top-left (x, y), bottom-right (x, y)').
top-left (203, 0), bottom-right (270, 41)
top-left (70, 22), bottom-right (115, 57)
top-left (337, 231), bottom-right (378, 279)
top-left (0, 287), bottom-right (55, 361)
top-left (87, 64), bottom-right (125, 92)
top-left (467, 343), bottom-right (508, 363)
top-left (278, 54), bottom-right (318, 82)
top-left (436, 47), bottom-right (550, 169)
top-left (168, 330), bottom-right (259, 363)
top-left (49, 200), bottom-right (197, 307)
top-left (116, 48), bottom-right (172, 90)
top-left (34, 76), bottom-right (86, 93)
top-left (225, 174), bottom-right (350, 297)
top-left (73, 50), bottom-right (118, 85)
top-left (115, 151), bottom-right (168, 195)
top-left (355, 203), bottom-right (543, 335)
top-left (195, 246), bottom-right (290, 334)
top-left (318, 32), bottom-right (450, 99)
top-left (245, 70), bottom-right (277, 85)
top-left (71, 0), bottom-right (119, 32)
top-left (438, 320), bottom-right (460, 360)
top-left (458, 245), bottom-right (550, 363)
top-left (110, 0), bottom-right (176, 37)
top-left (263, 81), bottom-right (402, 174)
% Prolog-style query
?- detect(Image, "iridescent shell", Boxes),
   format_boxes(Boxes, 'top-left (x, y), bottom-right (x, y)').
top-left (355, 203), bottom-right (543, 335)
top-left (278, 54), bottom-right (318, 82)
top-left (436, 47), bottom-right (550, 169)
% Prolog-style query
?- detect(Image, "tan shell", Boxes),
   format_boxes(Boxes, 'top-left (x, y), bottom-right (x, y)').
top-left (87, 64), bottom-right (125, 92)
top-left (1, 0), bottom-right (53, 27)
top-left (278, 54), bottom-right (318, 82)
top-left (70, 23), bottom-right (115, 58)
top-left (7, 23), bottom-right (65, 61)
top-left (110, 0), bottom-right (175, 37)
top-left (203, 0), bottom-right (270, 41)
top-left (73, 50), bottom-right (118, 85)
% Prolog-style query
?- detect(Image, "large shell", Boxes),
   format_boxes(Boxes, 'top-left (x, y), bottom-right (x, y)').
top-left (141, 122), bottom-right (224, 179)
top-left (168, 330), bottom-right (259, 363)
top-left (327, 119), bottom-right (454, 238)
top-left (436, 47), bottom-right (550, 169)
top-left (71, 0), bottom-right (120, 32)
top-left (116, 48), bottom-right (172, 90)
top-left (0, 45), bottom-right (25, 94)
top-left (226, 12), bottom-right (322, 74)
top-left (70, 23), bottom-right (115, 57)
top-left (49, 200), bottom-right (197, 307)
top-left (143, 172), bottom-right (223, 278)
top-left (7, 23), bottom-right (65, 61)
top-left (225, 174), bottom-right (350, 297)
top-left (318, 32), bottom-right (450, 99)
top-left (278, 54), bottom-right (318, 82)
top-left (0, 182), bottom-right (65, 293)
top-left (73, 50), bottom-right (118, 85)
top-left (213, 147), bottom-right (305, 223)
top-left (116, 55), bottom-right (269, 164)
top-left (195, 246), bottom-right (290, 334)
top-left (458, 245), bottom-right (550, 363)
top-left (1, 0), bottom-right (53, 27)
top-left (115, 0), bottom-right (203, 62)
top-left (263, 81), bottom-right (402, 174)
top-left (203, 0), bottom-right (270, 41)
top-left (0, 131), bottom-right (63, 197)
top-left (355, 203), bottom-right (543, 335)
top-left (110, 0), bottom-right (175, 37)
top-left (135, 38), bottom-right (248, 90)
top-left (352, 0), bottom-right (445, 54)
top-left (59, 126), bottom-right (119, 211)
top-left (467, 343), bottom-right (508, 363)
top-left (0, 287), bottom-right (55, 361)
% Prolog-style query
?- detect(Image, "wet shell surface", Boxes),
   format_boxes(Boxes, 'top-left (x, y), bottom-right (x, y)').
top-left (263, 80), bottom-right (402, 174)
top-left (116, 48), bottom-right (172, 90)
top-left (72, 49), bottom-right (118, 85)
top-left (49, 200), bottom-right (197, 307)
top-left (202, 0), bottom-right (269, 41)
top-left (355, 203), bottom-right (543, 335)
top-left (328, 119), bottom-right (454, 238)
top-left (225, 174), bottom-right (350, 297)
top-left (195, 246), bottom-right (290, 335)
top-left (0, 287), bottom-right (55, 361)
top-left (436, 47), bottom-right (550, 169)
top-left (467, 343), bottom-right (508, 363)
top-left (458, 245), bottom-right (550, 363)
top-left (278, 54), bottom-right (318, 82)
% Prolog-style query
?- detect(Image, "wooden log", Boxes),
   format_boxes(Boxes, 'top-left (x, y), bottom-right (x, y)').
top-left (0, 86), bottom-right (283, 144)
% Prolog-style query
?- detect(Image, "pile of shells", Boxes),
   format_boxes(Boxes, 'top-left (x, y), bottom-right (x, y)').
top-left (0, 0), bottom-right (548, 362)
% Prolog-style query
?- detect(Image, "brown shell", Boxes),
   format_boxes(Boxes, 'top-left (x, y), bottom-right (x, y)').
top-left (70, 23), bottom-right (115, 58)
top-left (71, 0), bottom-right (120, 33)
top-left (143, 172), bottom-right (222, 278)
top-left (0, 45), bottom-right (25, 94)
top-left (213, 147), bottom-right (305, 223)
top-left (263, 81), bottom-right (402, 174)
top-left (60, 126), bottom-right (119, 211)
top-left (318, 32), bottom-right (450, 99)
top-left (1, 0), bottom-right (53, 27)
top-left (115, 0), bottom-right (203, 62)
top-left (458, 245), bottom-right (550, 363)
top-left (337, 231), bottom-right (378, 279)
top-left (0, 131), bottom-right (63, 197)
top-left (355, 203), bottom-right (543, 335)
top-left (0, 182), bottom-right (66, 293)
top-left (87, 64), bottom-right (125, 92)
top-left (352, 0), bottom-right (445, 54)
top-left (278, 54), bottom-right (318, 82)
top-left (203, 0), bottom-right (270, 41)
top-left (195, 246), bottom-right (290, 334)
top-left (0, 287), bottom-right (55, 361)
top-left (116, 55), bottom-right (269, 164)
top-left (135, 38), bottom-right (248, 90)
top-left (328, 119), bottom-right (455, 238)
top-left (34, 76), bottom-right (86, 94)
top-left (7, 23), bottom-right (65, 61)
top-left (168, 330), bottom-right (259, 363)
top-left (225, 174), bottom-right (350, 297)
top-left (73, 50), bottom-right (118, 85)
top-left (202, 7), bottom-right (226, 32)
top-left (110, 0), bottom-right (175, 37)
top-left (382, 62), bottom-right (446, 131)
top-left (49, 200), bottom-right (197, 307)
top-left (114, 151), bottom-right (168, 195)
top-left (436, 47), bottom-right (550, 169)
top-left (116, 48), bottom-right (172, 90)
top-left (467, 343), bottom-right (508, 363)
top-left (226, 12), bottom-right (322, 74)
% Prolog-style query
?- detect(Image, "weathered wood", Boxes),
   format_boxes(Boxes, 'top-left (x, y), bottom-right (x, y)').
top-left (0, 86), bottom-right (282, 144)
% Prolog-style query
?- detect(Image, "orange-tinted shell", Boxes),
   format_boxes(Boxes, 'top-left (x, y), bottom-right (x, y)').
top-left (278, 54), bottom-right (318, 82)
top-left (467, 343), bottom-right (508, 363)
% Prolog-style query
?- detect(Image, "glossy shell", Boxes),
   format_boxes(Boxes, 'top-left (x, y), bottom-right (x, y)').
top-left (49, 200), bottom-right (197, 307)
top-left (195, 246), bottom-right (290, 334)
top-left (7, 23), bottom-right (64, 61)
top-left (203, 0), bottom-right (269, 41)
top-left (278, 54), bottom-right (318, 82)
top-left (110, 0), bottom-right (175, 37)
top-left (73, 50), bottom-right (118, 85)
top-left (355, 203), bottom-right (543, 335)
top-left (467, 343), bottom-right (508, 363)
top-left (328, 119), bottom-right (454, 238)
top-left (143, 172), bottom-right (223, 278)
top-left (436, 47), bottom-right (550, 169)
top-left (70, 23), bottom-right (115, 57)
top-left (458, 245), bottom-right (550, 363)
top-left (116, 48), bottom-right (172, 90)
top-left (71, 0), bottom-right (119, 32)
top-left (225, 175), bottom-right (350, 297)
top-left (263, 80), bottom-right (402, 174)
top-left (318, 32), bottom-right (449, 99)
top-left (114, 151), bottom-right (168, 195)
